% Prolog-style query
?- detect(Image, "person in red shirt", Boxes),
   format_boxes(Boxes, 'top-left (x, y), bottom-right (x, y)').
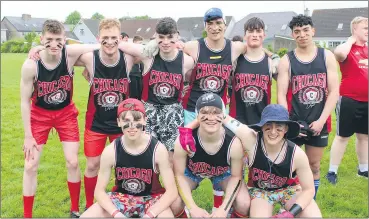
top-left (326, 16), bottom-right (368, 184)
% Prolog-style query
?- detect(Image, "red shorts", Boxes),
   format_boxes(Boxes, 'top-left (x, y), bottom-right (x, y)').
top-left (84, 129), bottom-right (122, 157)
top-left (31, 103), bottom-right (79, 145)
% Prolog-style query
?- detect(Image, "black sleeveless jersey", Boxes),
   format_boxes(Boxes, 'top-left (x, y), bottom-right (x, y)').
top-left (114, 136), bottom-right (164, 196)
top-left (187, 127), bottom-right (235, 178)
top-left (32, 47), bottom-right (74, 110)
top-left (141, 51), bottom-right (184, 105)
top-left (182, 38), bottom-right (233, 112)
top-left (286, 48), bottom-right (330, 133)
top-left (230, 53), bottom-right (271, 125)
top-left (85, 49), bottom-right (130, 134)
top-left (247, 134), bottom-right (297, 190)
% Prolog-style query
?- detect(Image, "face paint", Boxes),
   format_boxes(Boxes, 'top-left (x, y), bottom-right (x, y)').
top-left (45, 41), bottom-right (51, 48)
top-left (57, 42), bottom-right (63, 48)
top-left (114, 40), bottom-right (118, 45)
top-left (200, 115), bottom-right (222, 123)
top-left (102, 39), bottom-right (107, 45)
top-left (122, 122), bottom-right (145, 130)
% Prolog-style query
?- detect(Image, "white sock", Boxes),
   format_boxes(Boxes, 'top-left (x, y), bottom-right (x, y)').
top-left (329, 165), bottom-right (338, 174)
top-left (359, 164), bottom-right (368, 172)
top-left (213, 189), bottom-right (224, 196)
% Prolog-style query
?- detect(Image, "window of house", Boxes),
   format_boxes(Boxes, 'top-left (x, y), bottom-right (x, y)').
top-left (146, 27), bottom-right (150, 32)
top-left (194, 24), bottom-right (198, 29)
top-left (24, 24), bottom-right (29, 27)
top-left (329, 41), bottom-right (341, 48)
top-left (281, 24), bottom-right (287, 30)
top-left (337, 23), bottom-right (343, 30)
top-left (80, 29), bottom-right (84, 36)
top-left (137, 28), bottom-right (141, 32)
top-left (33, 24), bottom-right (37, 27)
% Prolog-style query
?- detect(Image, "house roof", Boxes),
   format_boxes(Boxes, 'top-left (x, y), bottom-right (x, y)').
top-left (1, 21), bottom-right (7, 30)
top-left (229, 11), bottom-right (297, 39)
top-left (63, 24), bottom-right (74, 32)
top-left (177, 16), bottom-right (234, 39)
top-left (120, 19), bottom-right (159, 40)
top-left (312, 7), bottom-right (368, 37)
top-left (80, 18), bottom-right (100, 37)
top-left (66, 31), bottom-right (78, 40)
top-left (3, 16), bottom-right (47, 32)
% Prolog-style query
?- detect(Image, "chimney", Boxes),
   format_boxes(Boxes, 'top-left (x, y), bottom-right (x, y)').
top-left (304, 8), bottom-right (310, 16)
top-left (22, 14), bottom-right (31, 21)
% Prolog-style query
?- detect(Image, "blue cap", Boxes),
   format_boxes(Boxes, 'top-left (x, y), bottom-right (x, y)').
top-left (249, 104), bottom-right (300, 139)
top-left (204, 8), bottom-right (226, 24)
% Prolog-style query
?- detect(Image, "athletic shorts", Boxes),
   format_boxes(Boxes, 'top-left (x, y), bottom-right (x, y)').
top-left (143, 101), bottom-right (184, 151)
top-left (290, 132), bottom-right (329, 147)
top-left (31, 103), bottom-right (79, 145)
top-left (248, 186), bottom-right (296, 208)
top-left (184, 167), bottom-right (231, 189)
top-left (108, 192), bottom-right (162, 218)
top-left (84, 129), bottom-right (122, 157)
top-left (336, 96), bottom-right (368, 137)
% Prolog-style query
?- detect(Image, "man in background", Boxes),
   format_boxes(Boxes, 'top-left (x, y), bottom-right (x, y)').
top-left (129, 35), bottom-right (144, 100)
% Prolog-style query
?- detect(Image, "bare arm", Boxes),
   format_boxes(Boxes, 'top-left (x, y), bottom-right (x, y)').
top-left (173, 138), bottom-right (198, 209)
top-left (94, 144), bottom-right (120, 217)
top-left (147, 143), bottom-right (178, 217)
top-left (183, 41), bottom-right (199, 61)
top-left (118, 42), bottom-right (147, 60)
top-left (277, 55), bottom-right (290, 109)
top-left (317, 50), bottom-right (339, 124)
top-left (222, 115), bottom-right (257, 154)
top-left (66, 44), bottom-right (101, 66)
top-left (292, 147), bottom-right (315, 209)
top-left (334, 36), bottom-right (356, 62)
top-left (182, 53), bottom-right (195, 81)
top-left (231, 41), bottom-right (247, 63)
top-left (76, 52), bottom-right (94, 82)
top-left (219, 137), bottom-right (244, 213)
top-left (20, 60), bottom-right (37, 138)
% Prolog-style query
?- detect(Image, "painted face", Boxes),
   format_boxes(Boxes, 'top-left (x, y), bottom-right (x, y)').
top-left (41, 32), bottom-right (65, 55)
top-left (205, 18), bottom-right (226, 41)
top-left (156, 33), bottom-right (178, 53)
top-left (197, 106), bottom-right (223, 134)
top-left (117, 111), bottom-right (146, 141)
top-left (98, 27), bottom-right (121, 56)
top-left (261, 122), bottom-right (288, 146)
top-left (245, 28), bottom-right (265, 48)
top-left (291, 24), bottom-right (315, 48)
top-left (353, 20), bottom-right (368, 43)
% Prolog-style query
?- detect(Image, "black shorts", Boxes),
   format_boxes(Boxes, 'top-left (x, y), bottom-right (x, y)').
top-left (336, 96), bottom-right (368, 137)
top-left (290, 132), bottom-right (329, 147)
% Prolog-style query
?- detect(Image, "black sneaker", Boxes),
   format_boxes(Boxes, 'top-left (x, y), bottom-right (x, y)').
top-left (70, 211), bottom-right (81, 218)
top-left (326, 171), bottom-right (338, 185)
top-left (358, 170), bottom-right (368, 178)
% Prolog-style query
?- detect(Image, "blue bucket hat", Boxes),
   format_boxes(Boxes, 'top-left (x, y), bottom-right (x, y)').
top-left (249, 104), bottom-right (300, 139)
top-left (204, 8), bottom-right (226, 24)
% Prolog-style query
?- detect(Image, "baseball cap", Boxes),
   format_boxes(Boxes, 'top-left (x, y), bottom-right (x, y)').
top-left (204, 8), bottom-right (226, 24)
top-left (117, 98), bottom-right (146, 117)
top-left (195, 93), bottom-right (225, 115)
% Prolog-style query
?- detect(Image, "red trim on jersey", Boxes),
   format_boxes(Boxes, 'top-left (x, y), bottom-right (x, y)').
top-left (286, 84), bottom-right (293, 113)
top-left (267, 79), bottom-right (272, 104)
top-left (181, 67), bottom-right (197, 109)
top-left (229, 77), bottom-right (237, 117)
top-left (85, 87), bottom-right (96, 130)
top-left (141, 71), bottom-right (150, 102)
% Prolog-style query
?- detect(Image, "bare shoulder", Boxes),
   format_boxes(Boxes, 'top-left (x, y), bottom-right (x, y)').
top-left (292, 145), bottom-right (309, 168)
top-left (230, 136), bottom-right (244, 159)
top-left (186, 40), bottom-right (199, 50)
top-left (155, 142), bottom-right (170, 163)
top-left (183, 52), bottom-right (195, 68)
top-left (21, 59), bottom-right (37, 79)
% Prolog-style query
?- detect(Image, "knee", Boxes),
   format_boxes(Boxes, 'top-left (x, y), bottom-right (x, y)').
top-left (24, 160), bottom-right (39, 175)
top-left (356, 134), bottom-right (368, 142)
top-left (66, 157), bottom-right (79, 170)
top-left (170, 196), bottom-right (185, 216)
top-left (233, 191), bottom-right (250, 215)
top-left (335, 135), bottom-right (350, 143)
top-left (309, 162), bottom-right (321, 175)
top-left (86, 159), bottom-right (100, 172)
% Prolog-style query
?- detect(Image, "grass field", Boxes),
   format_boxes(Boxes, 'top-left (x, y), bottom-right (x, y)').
top-left (1, 53), bottom-right (368, 218)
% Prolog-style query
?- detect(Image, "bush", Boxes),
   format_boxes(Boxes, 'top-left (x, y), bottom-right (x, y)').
top-left (267, 44), bottom-right (274, 53)
top-left (277, 47), bottom-right (288, 57)
top-left (1, 39), bottom-right (26, 53)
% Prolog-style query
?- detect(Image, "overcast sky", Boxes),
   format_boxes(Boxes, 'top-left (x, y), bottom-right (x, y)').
top-left (1, 1), bottom-right (368, 22)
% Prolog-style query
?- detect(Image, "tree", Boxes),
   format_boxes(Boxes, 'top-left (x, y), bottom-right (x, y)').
top-left (267, 44), bottom-right (274, 53)
top-left (202, 30), bottom-right (207, 38)
top-left (119, 15), bottom-right (151, 20)
top-left (24, 32), bottom-right (37, 45)
top-left (91, 12), bottom-right (104, 20)
top-left (65, 11), bottom-right (81, 25)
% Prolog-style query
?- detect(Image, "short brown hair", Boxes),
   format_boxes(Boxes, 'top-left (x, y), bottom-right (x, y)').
top-left (42, 19), bottom-right (64, 35)
top-left (244, 17), bottom-right (265, 33)
top-left (99, 18), bottom-right (121, 34)
top-left (118, 110), bottom-right (144, 121)
top-left (133, 35), bottom-right (143, 42)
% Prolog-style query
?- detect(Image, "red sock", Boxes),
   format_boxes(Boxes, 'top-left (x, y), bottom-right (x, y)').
top-left (230, 210), bottom-right (248, 218)
top-left (68, 181), bottom-right (81, 212)
top-left (84, 175), bottom-right (98, 208)
top-left (23, 195), bottom-right (34, 218)
top-left (213, 190), bottom-right (224, 208)
top-left (175, 208), bottom-right (188, 218)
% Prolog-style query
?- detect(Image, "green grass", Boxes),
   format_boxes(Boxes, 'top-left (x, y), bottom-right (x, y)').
top-left (1, 53), bottom-right (368, 217)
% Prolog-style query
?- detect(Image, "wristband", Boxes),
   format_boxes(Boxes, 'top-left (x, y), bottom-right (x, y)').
top-left (224, 119), bottom-right (242, 134)
top-left (111, 209), bottom-right (120, 218)
top-left (271, 54), bottom-right (280, 60)
top-left (289, 204), bottom-right (303, 217)
top-left (147, 210), bottom-right (156, 218)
